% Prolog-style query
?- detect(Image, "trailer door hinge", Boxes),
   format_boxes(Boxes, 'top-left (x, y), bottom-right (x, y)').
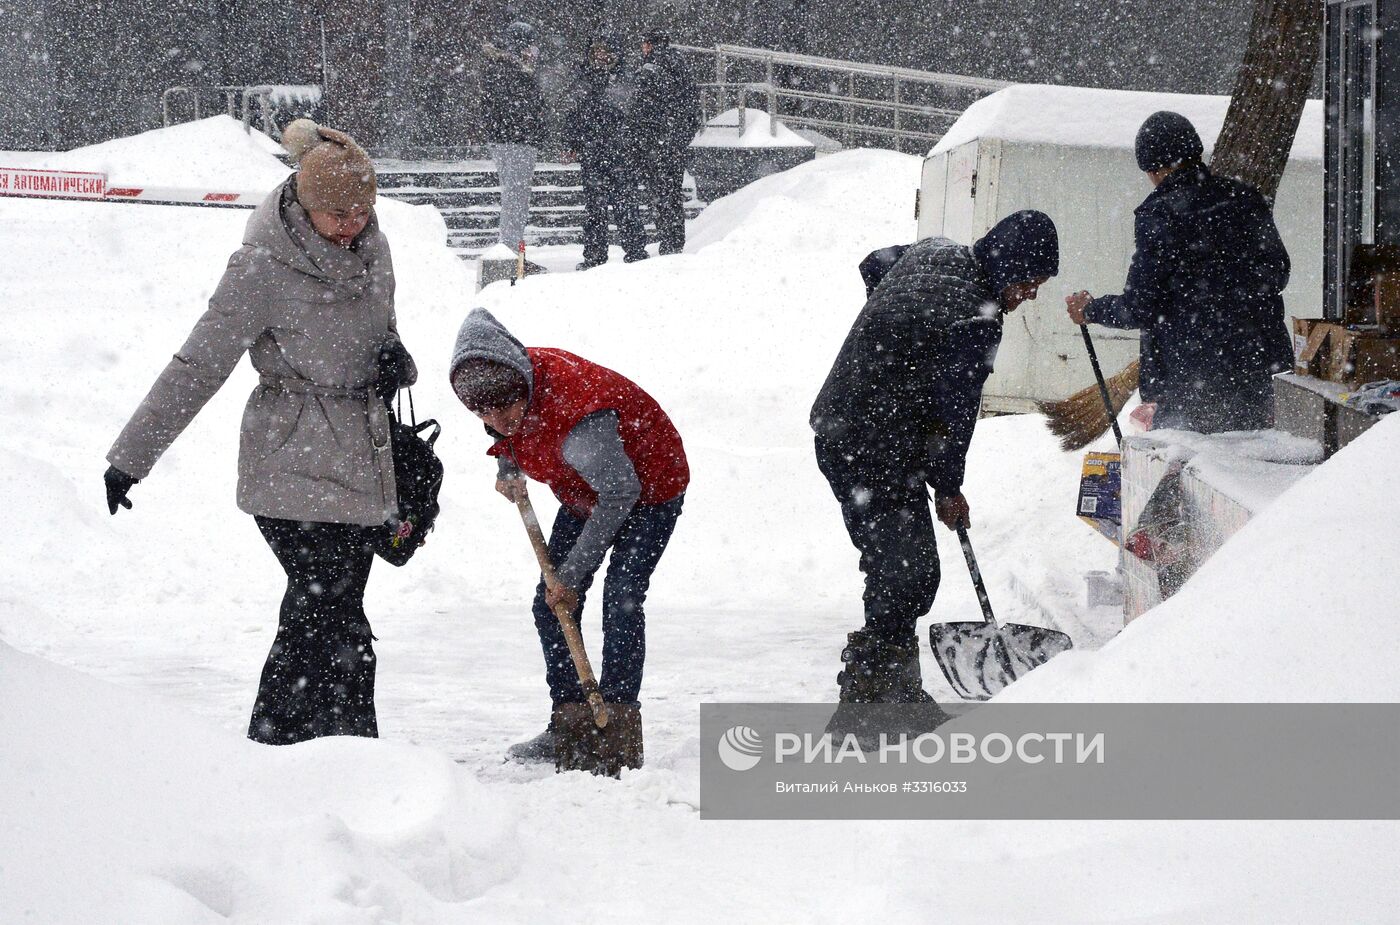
top-left (914, 188), bottom-right (921, 221)
top-left (970, 170), bottom-right (978, 199)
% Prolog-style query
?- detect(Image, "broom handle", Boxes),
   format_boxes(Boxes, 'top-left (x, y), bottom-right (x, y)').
top-left (1080, 324), bottom-right (1123, 446)
top-left (516, 493), bottom-right (610, 728)
top-left (956, 527), bottom-right (998, 628)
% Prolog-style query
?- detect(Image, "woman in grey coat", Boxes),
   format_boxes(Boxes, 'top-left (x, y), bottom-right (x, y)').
top-left (103, 119), bottom-right (417, 745)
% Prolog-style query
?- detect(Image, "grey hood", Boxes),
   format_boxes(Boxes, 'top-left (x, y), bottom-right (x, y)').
top-left (449, 307), bottom-right (534, 400)
top-left (243, 176), bottom-right (383, 282)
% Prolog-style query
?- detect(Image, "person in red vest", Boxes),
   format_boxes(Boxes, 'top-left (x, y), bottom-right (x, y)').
top-left (449, 308), bottom-right (688, 763)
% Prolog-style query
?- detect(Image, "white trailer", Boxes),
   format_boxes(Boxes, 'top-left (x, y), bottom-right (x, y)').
top-left (917, 84), bottom-right (1324, 413)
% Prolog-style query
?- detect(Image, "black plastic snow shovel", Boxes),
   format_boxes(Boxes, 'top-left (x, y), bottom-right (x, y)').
top-left (929, 528), bottom-right (1074, 701)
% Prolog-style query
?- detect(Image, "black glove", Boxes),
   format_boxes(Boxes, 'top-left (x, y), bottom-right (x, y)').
top-left (104, 465), bottom-right (138, 515)
top-left (376, 340), bottom-right (414, 402)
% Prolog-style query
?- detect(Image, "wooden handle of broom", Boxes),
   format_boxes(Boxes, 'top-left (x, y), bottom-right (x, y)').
top-left (1079, 324), bottom-right (1124, 447)
top-left (515, 492), bottom-right (610, 728)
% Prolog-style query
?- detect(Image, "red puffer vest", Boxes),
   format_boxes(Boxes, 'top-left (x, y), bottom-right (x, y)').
top-left (488, 348), bottom-right (689, 514)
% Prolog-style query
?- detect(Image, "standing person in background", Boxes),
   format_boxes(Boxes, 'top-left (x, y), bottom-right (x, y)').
top-left (480, 21), bottom-right (547, 252)
top-left (1064, 111), bottom-right (1292, 433)
top-left (103, 119), bottom-right (416, 745)
top-left (633, 28), bottom-right (702, 255)
top-left (561, 33), bottom-right (650, 270)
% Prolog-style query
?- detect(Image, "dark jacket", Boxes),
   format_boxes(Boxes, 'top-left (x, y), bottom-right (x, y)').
top-left (479, 44), bottom-right (547, 147)
top-left (633, 46), bottom-right (702, 154)
top-left (812, 211), bottom-right (1058, 497)
top-left (1085, 164), bottom-right (1292, 429)
top-left (811, 237), bottom-right (1003, 498)
top-left (561, 65), bottom-right (640, 162)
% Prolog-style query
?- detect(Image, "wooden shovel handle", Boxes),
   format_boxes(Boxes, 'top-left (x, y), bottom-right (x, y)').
top-left (516, 493), bottom-right (609, 728)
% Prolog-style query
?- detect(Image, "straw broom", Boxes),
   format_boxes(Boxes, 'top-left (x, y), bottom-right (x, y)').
top-left (1037, 359), bottom-right (1140, 451)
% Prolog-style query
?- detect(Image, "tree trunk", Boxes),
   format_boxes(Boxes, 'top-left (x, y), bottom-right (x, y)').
top-left (1211, 0), bottom-right (1324, 203)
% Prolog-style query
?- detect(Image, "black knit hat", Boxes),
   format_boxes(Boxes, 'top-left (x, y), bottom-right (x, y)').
top-left (1135, 111), bottom-right (1204, 172)
top-left (972, 210), bottom-right (1060, 295)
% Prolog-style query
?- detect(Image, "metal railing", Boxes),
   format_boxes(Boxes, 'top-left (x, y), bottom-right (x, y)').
top-left (161, 87), bottom-right (201, 126)
top-left (160, 84), bottom-right (323, 137)
top-left (677, 43), bottom-right (1009, 151)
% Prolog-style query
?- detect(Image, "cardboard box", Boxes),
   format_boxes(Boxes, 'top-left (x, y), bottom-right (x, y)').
top-left (1373, 272), bottom-right (1400, 331)
top-left (1274, 372), bottom-right (1382, 458)
top-left (1293, 321), bottom-right (1400, 387)
top-left (1076, 451), bottom-right (1122, 544)
top-left (1293, 317), bottom-right (1322, 375)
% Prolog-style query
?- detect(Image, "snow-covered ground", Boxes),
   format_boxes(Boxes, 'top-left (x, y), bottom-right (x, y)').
top-left (2, 122), bottom-right (1398, 922)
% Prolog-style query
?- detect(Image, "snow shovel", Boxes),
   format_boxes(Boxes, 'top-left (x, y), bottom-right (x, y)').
top-left (515, 492), bottom-right (642, 777)
top-left (929, 528), bottom-right (1074, 701)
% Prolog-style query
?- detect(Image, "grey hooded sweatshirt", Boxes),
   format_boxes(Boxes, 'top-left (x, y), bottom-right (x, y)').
top-left (450, 308), bottom-right (642, 588)
top-left (108, 177), bottom-right (415, 526)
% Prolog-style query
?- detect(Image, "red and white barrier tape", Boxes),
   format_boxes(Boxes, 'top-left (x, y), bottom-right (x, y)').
top-left (0, 166), bottom-right (264, 208)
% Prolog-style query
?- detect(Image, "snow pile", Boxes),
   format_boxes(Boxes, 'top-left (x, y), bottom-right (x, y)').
top-left (0, 642), bottom-right (518, 922)
top-left (1, 115), bottom-right (293, 191)
top-left (933, 84), bottom-right (1324, 161)
top-left (999, 414), bottom-right (1400, 703)
top-left (691, 108), bottom-right (813, 148)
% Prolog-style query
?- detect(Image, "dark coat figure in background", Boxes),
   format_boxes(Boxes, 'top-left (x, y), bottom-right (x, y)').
top-left (633, 29), bottom-right (703, 255)
top-left (480, 21), bottom-right (548, 249)
top-left (561, 34), bottom-right (649, 269)
top-left (811, 211), bottom-right (1060, 705)
top-left (1066, 111), bottom-right (1293, 433)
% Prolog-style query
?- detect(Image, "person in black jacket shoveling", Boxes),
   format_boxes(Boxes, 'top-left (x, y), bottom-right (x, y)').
top-left (1064, 111), bottom-right (1292, 433)
top-left (811, 210), bottom-right (1059, 712)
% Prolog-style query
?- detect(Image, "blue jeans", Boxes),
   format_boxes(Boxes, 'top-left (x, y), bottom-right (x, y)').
top-left (532, 495), bottom-right (684, 704)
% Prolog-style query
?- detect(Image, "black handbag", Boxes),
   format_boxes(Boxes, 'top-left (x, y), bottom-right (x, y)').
top-left (375, 389), bottom-right (443, 567)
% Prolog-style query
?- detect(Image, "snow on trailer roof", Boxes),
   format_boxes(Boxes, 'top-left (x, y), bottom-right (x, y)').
top-left (930, 84), bottom-right (1324, 161)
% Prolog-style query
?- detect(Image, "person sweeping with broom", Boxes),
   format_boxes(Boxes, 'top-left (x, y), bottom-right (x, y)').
top-left (1062, 111), bottom-right (1292, 436)
top-left (448, 308), bottom-right (687, 771)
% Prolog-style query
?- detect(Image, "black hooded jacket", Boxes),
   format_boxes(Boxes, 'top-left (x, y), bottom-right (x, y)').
top-left (811, 211), bottom-right (1059, 497)
top-left (561, 60), bottom-right (640, 161)
top-left (1085, 163), bottom-right (1292, 424)
top-left (479, 44), bottom-right (547, 147)
top-left (633, 45), bottom-right (703, 154)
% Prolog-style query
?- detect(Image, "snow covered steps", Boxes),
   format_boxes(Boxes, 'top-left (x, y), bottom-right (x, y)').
top-left (375, 159), bottom-right (705, 259)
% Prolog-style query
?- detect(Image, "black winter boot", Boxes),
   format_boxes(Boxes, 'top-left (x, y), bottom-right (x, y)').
top-left (836, 630), bottom-right (934, 704)
top-left (827, 630), bottom-right (948, 746)
top-left (506, 722), bottom-right (557, 764)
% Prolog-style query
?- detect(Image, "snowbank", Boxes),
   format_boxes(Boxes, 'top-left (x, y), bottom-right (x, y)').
top-left (691, 108), bottom-right (813, 148)
top-left (0, 115), bottom-right (292, 191)
top-left (0, 641), bottom-right (518, 923)
top-left (932, 84), bottom-right (1324, 161)
top-left (999, 414), bottom-right (1400, 703)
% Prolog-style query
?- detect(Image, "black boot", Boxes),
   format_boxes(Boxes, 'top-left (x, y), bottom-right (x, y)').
top-left (836, 630), bottom-right (933, 704)
top-left (505, 722), bottom-right (556, 764)
top-left (828, 630), bottom-right (947, 744)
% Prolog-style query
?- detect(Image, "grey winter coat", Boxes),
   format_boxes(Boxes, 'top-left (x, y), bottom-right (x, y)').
top-left (108, 177), bottom-right (416, 526)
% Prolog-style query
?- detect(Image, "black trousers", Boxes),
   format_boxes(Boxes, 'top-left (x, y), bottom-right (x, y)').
top-left (815, 435), bottom-right (941, 642)
top-left (637, 148), bottom-right (687, 254)
top-left (249, 516), bottom-right (378, 745)
top-left (580, 153), bottom-right (648, 264)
